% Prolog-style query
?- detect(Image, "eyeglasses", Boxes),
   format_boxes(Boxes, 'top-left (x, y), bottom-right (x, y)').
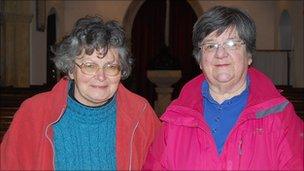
top-left (74, 61), bottom-right (121, 76)
top-left (200, 39), bottom-right (245, 54)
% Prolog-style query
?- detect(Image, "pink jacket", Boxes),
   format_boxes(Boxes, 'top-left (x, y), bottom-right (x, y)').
top-left (1, 78), bottom-right (161, 170)
top-left (143, 68), bottom-right (303, 170)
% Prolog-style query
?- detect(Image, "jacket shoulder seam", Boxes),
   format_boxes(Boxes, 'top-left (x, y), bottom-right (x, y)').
top-left (256, 101), bottom-right (289, 118)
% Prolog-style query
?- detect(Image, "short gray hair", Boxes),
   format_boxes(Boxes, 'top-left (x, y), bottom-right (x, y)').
top-left (52, 16), bottom-right (133, 79)
top-left (192, 6), bottom-right (256, 64)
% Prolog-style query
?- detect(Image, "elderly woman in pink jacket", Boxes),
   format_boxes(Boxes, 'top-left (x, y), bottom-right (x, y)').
top-left (143, 6), bottom-right (303, 170)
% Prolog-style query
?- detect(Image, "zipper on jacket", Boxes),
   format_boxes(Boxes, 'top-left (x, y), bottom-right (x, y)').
top-left (238, 137), bottom-right (243, 169)
top-left (45, 108), bottom-right (66, 170)
top-left (238, 138), bottom-right (243, 155)
top-left (222, 99), bottom-right (284, 169)
top-left (128, 121), bottom-right (139, 171)
top-left (128, 102), bottom-right (147, 171)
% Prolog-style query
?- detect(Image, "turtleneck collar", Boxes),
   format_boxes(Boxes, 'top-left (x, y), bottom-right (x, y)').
top-left (65, 80), bottom-right (117, 124)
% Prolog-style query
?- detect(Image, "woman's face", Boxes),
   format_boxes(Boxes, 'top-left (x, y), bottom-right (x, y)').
top-left (199, 27), bottom-right (252, 89)
top-left (69, 48), bottom-right (121, 106)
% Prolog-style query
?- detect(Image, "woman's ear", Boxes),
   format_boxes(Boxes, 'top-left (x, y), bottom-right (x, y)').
top-left (199, 58), bottom-right (203, 70)
top-left (247, 52), bottom-right (253, 65)
top-left (248, 56), bottom-right (252, 66)
top-left (68, 70), bottom-right (74, 79)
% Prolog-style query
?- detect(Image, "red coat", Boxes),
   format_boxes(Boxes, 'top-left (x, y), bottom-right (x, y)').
top-left (143, 68), bottom-right (303, 170)
top-left (1, 78), bottom-right (161, 170)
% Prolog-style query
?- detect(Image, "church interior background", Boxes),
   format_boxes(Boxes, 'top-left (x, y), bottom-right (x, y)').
top-left (0, 0), bottom-right (303, 139)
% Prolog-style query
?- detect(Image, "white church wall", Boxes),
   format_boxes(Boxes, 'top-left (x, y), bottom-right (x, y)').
top-left (63, 1), bottom-right (132, 34)
top-left (28, 0), bottom-right (303, 87)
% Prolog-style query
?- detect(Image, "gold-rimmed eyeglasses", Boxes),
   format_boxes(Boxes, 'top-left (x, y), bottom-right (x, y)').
top-left (200, 39), bottom-right (245, 54)
top-left (74, 61), bottom-right (121, 76)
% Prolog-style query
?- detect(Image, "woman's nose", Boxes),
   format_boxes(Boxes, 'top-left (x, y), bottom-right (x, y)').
top-left (214, 46), bottom-right (228, 59)
top-left (95, 68), bottom-right (106, 81)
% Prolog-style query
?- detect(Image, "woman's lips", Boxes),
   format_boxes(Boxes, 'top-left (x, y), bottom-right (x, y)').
top-left (91, 85), bottom-right (107, 89)
top-left (215, 64), bottom-right (229, 67)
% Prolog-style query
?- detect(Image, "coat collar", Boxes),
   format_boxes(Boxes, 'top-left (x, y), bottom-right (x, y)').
top-left (47, 78), bottom-right (145, 126)
top-left (161, 67), bottom-right (287, 127)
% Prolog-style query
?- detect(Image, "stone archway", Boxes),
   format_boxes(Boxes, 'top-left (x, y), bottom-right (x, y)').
top-left (122, 0), bottom-right (203, 43)
top-left (122, 0), bottom-right (204, 106)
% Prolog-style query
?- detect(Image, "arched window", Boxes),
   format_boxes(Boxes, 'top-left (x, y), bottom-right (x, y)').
top-left (278, 10), bottom-right (292, 50)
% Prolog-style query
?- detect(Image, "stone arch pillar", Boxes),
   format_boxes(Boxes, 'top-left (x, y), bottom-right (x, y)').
top-left (0, 12), bottom-right (32, 87)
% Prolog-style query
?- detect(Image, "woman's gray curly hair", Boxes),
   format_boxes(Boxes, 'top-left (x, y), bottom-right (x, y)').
top-left (52, 16), bottom-right (133, 79)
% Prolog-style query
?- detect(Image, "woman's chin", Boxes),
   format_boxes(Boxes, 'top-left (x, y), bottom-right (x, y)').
top-left (81, 96), bottom-right (108, 106)
top-left (214, 74), bottom-right (233, 83)
top-left (92, 98), bottom-right (108, 105)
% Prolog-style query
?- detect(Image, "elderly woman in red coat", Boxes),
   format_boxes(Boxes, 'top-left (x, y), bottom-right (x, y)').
top-left (1, 16), bottom-right (160, 170)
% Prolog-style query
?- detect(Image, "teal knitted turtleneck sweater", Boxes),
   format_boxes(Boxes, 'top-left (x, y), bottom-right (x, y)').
top-left (53, 85), bottom-right (117, 170)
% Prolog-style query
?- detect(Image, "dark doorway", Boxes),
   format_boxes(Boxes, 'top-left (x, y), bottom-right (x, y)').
top-left (127, 0), bottom-right (167, 106)
top-left (169, 0), bottom-right (200, 99)
top-left (46, 13), bottom-right (57, 87)
top-left (126, 0), bottom-right (199, 106)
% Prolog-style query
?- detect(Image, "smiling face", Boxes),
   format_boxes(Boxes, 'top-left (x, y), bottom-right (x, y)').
top-left (69, 48), bottom-right (121, 106)
top-left (199, 27), bottom-right (252, 92)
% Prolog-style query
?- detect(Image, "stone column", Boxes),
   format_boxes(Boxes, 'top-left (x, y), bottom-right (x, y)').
top-left (147, 70), bottom-right (181, 116)
top-left (0, 12), bottom-right (32, 87)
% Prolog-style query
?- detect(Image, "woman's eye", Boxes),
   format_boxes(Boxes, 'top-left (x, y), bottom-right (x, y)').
top-left (84, 63), bottom-right (97, 68)
top-left (205, 44), bottom-right (216, 50)
top-left (109, 65), bottom-right (117, 69)
top-left (209, 45), bottom-right (216, 49)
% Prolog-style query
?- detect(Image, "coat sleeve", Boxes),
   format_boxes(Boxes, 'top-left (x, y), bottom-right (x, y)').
top-left (277, 103), bottom-right (303, 170)
top-left (0, 101), bottom-right (34, 170)
top-left (142, 123), bottom-right (168, 170)
top-left (0, 97), bottom-right (51, 170)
